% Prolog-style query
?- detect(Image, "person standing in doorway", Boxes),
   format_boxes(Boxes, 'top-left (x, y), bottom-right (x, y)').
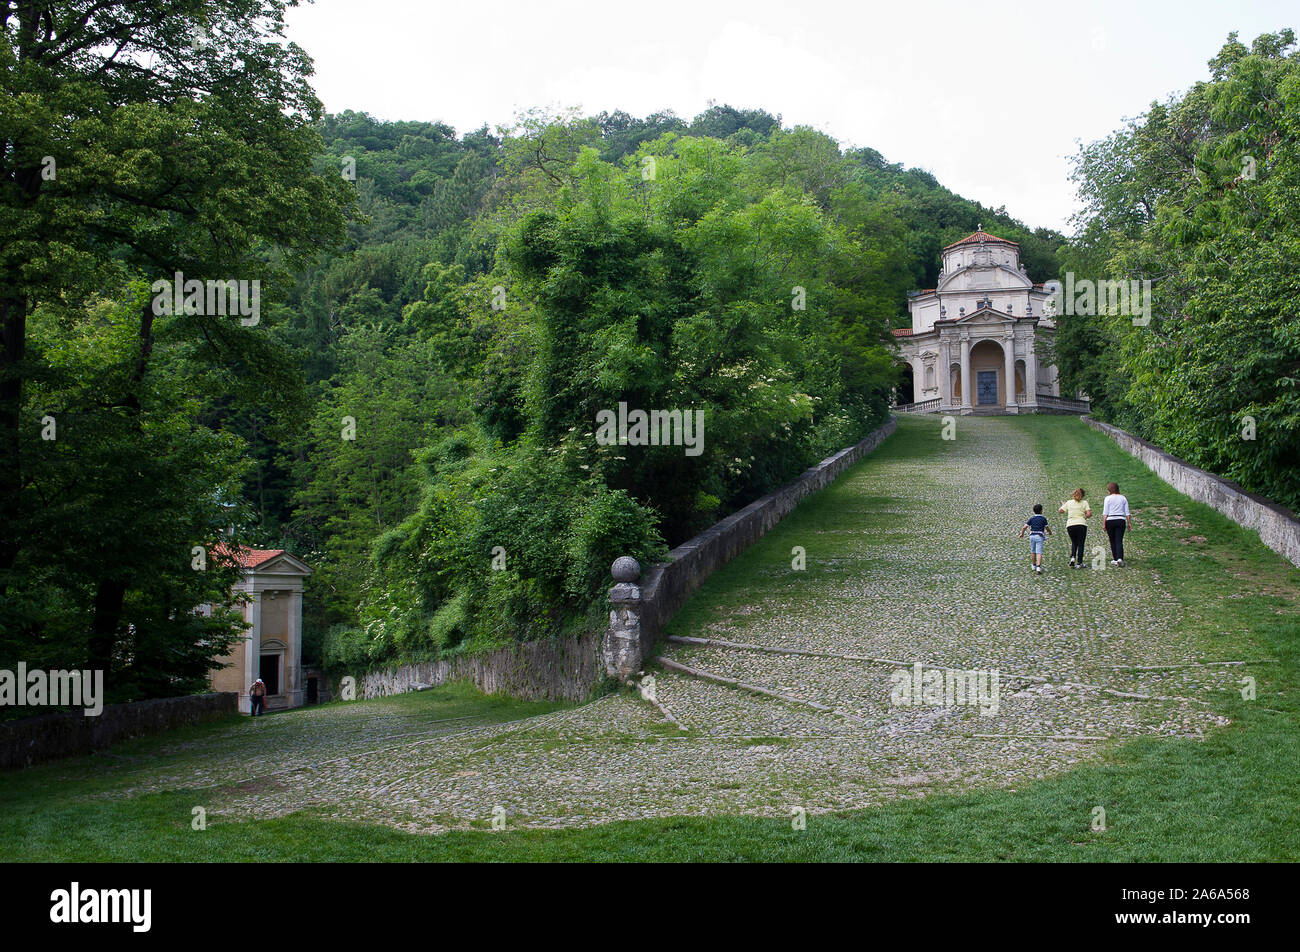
top-left (1102, 481), bottom-right (1132, 566)
top-left (1059, 488), bottom-right (1092, 569)
top-left (249, 677), bottom-right (266, 716)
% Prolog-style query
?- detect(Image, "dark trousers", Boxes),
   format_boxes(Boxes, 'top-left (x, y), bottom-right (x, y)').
top-left (1067, 524), bottom-right (1088, 564)
top-left (1105, 519), bottom-right (1126, 561)
top-left (251, 695), bottom-right (264, 716)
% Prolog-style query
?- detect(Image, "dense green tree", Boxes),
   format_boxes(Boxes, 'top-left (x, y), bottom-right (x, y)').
top-left (595, 109), bottom-right (686, 162)
top-left (290, 325), bottom-right (455, 633)
top-left (9, 290), bottom-right (251, 701)
top-left (1, 0), bottom-right (351, 694)
top-left (1057, 30), bottom-right (1300, 510)
top-left (688, 104), bottom-right (780, 141)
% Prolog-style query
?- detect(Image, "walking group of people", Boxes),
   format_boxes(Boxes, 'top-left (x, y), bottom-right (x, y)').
top-left (1017, 482), bottom-right (1133, 574)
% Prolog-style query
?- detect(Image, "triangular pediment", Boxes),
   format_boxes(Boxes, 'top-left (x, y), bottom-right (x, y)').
top-left (954, 306), bottom-right (1015, 324)
top-left (251, 553), bottom-right (313, 576)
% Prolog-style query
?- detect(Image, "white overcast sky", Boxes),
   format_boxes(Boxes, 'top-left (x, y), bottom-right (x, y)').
top-left (283, 0), bottom-right (1296, 232)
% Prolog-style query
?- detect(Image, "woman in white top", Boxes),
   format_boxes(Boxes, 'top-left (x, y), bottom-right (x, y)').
top-left (1102, 482), bottom-right (1132, 566)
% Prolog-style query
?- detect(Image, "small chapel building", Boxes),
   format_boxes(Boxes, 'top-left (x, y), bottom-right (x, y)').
top-left (891, 228), bottom-right (1087, 414)
top-left (206, 545), bottom-right (312, 714)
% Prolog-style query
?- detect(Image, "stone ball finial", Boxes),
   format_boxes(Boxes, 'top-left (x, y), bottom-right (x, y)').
top-left (611, 556), bottom-right (641, 582)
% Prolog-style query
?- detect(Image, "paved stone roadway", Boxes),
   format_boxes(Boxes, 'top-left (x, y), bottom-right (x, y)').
top-left (114, 417), bottom-right (1234, 832)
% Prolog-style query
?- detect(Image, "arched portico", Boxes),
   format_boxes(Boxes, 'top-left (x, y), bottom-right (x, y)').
top-left (969, 339), bottom-right (1007, 407)
top-left (896, 363), bottom-right (915, 405)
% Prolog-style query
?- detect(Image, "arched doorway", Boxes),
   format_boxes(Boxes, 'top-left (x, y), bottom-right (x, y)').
top-left (969, 339), bottom-right (1006, 407)
top-left (896, 364), bottom-right (915, 405)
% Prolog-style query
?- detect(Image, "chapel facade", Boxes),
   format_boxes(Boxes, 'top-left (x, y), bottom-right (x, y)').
top-left (205, 545), bottom-right (312, 714)
top-left (891, 228), bottom-right (1084, 414)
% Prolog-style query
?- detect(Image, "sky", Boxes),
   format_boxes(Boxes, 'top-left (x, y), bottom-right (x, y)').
top-left (282, 0), bottom-right (1296, 233)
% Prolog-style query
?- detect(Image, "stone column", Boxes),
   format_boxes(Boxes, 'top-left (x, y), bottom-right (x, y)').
top-left (287, 588), bottom-right (303, 707)
top-left (939, 336), bottom-right (951, 410)
top-left (959, 335), bottom-right (972, 411)
top-left (1003, 332), bottom-right (1017, 413)
top-left (604, 557), bottom-right (644, 678)
top-left (1026, 331), bottom-right (1039, 409)
top-left (242, 587), bottom-right (260, 715)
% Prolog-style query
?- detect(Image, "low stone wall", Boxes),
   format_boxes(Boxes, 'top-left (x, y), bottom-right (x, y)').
top-left (0, 692), bottom-right (237, 770)
top-left (605, 417), bottom-right (899, 676)
top-left (1085, 417), bottom-right (1300, 568)
top-left (338, 629), bottom-right (602, 704)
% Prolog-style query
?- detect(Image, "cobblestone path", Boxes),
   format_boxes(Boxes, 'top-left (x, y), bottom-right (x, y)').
top-left (106, 416), bottom-right (1243, 832)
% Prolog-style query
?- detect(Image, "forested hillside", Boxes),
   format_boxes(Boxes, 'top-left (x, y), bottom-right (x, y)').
top-left (0, 0), bottom-right (1065, 701)
top-left (252, 108), bottom-right (1065, 676)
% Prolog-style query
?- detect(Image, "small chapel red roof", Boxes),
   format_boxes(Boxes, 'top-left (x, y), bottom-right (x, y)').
top-left (890, 328), bottom-right (913, 337)
top-left (213, 544), bottom-right (285, 568)
top-left (943, 229), bottom-right (1019, 251)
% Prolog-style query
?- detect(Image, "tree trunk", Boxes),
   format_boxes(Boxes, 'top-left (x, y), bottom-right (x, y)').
top-left (84, 301), bottom-right (157, 681)
top-left (88, 577), bottom-right (129, 681)
top-left (0, 292), bottom-right (27, 589)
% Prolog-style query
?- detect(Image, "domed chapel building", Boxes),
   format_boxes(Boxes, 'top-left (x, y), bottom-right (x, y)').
top-left (891, 228), bottom-right (1088, 414)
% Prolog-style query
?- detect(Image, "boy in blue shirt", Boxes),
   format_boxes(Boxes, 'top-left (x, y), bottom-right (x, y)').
top-left (1018, 504), bottom-right (1052, 574)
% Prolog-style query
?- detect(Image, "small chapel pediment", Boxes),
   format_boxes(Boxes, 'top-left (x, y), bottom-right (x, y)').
top-left (954, 307), bottom-right (1013, 325)
top-left (252, 552), bottom-right (313, 576)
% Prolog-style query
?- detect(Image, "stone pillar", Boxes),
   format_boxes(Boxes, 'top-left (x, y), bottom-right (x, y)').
top-left (959, 335), bottom-right (972, 412)
top-left (287, 588), bottom-right (303, 707)
top-left (1026, 331), bottom-right (1039, 409)
top-left (241, 587), bottom-right (260, 715)
top-left (604, 557), bottom-right (644, 678)
top-left (1003, 332), bottom-right (1017, 413)
top-left (939, 337), bottom-right (952, 410)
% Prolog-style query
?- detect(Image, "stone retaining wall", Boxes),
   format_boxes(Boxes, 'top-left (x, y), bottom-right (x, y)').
top-left (1085, 417), bottom-right (1300, 568)
top-left (0, 692), bottom-right (237, 770)
top-left (336, 629), bottom-right (602, 704)
top-left (605, 417), bottom-right (899, 676)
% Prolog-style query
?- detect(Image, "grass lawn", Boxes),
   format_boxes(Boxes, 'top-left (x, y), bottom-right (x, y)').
top-left (2, 415), bottom-right (1297, 861)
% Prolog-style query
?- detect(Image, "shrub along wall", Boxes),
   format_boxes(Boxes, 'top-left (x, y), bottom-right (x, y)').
top-left (337, 419), bottom-right (901, 701)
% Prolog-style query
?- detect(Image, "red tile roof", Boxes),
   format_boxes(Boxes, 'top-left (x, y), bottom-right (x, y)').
top-left (213, 544), bottom-right (285, 569)
top-left (890, 328), bottom-right (913, 337)
top-left (944, 229), bottom-right (1019, 251)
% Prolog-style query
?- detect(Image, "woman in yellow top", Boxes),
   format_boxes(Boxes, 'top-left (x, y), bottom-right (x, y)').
top-left (1059, 488), bottom-right (1092, 569)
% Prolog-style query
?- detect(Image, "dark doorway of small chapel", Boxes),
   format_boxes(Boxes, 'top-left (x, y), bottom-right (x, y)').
top-left (259, 654), bottom-right (280, 696)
